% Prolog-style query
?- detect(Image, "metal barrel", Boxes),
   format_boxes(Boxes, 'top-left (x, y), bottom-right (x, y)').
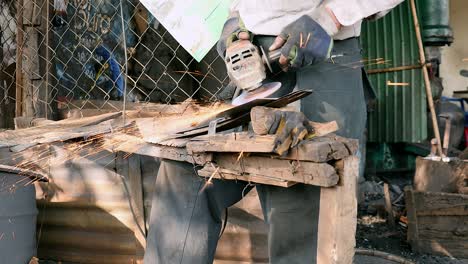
top-left (419, 0), bottom-right (453, 46)
top-left (0, 173), bottom-right (38, 264)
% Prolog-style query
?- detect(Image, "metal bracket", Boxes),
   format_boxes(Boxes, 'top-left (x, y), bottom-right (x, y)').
top-left (208, 119), bottom-right (218, 136)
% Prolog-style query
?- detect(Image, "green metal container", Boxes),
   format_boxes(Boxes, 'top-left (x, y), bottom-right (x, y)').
top-left (419, 0), bottom-right (453, 46)
top-left (361, 1), bottom-right (427, 143)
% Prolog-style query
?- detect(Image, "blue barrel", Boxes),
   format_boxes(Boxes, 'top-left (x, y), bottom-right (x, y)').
top-left (0, 173), bottom-right (38, 263)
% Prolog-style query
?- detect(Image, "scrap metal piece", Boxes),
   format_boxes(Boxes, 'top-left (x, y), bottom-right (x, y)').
top-left (170, 90), bottom-right (313, 138)
top-left (232, 82), bottom-right (282, 106)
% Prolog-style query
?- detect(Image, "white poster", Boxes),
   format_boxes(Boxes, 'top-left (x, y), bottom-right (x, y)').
top-left (139, 0), bottom-right (231, 62)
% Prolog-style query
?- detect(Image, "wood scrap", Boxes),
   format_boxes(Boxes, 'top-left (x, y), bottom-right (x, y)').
top-left (414, 157), bottom-right (467, 194)
top-left (405, 187), bottom-right (468, 259)
top-left (0, 112), bottom-right (122, 148)
top-left (102, 133), bottom-right (211, 165)
top-left (188, 133), bottom-right (277, 154)
top-left (198, 166), bottom-right (297, 188)
top-left (212, 154), bottom-right (339, 187)
top-left (9, 119), bottom-right (131, 152)
top-left (187, 132), bottom-right (357, 162)
top-left (317, 156), bottom-right (359, 263)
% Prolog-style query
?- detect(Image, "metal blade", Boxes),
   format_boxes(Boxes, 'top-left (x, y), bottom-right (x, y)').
top-left (167, 89), bottom-right (313, 139)
top-left (232, 82), bottom-right (282, 106)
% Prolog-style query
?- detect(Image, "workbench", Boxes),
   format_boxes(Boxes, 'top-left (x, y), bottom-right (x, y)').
top-left (0, 101), bottom-right (360, 263)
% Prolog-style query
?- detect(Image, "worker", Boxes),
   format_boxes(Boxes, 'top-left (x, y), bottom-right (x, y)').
top-left (144, 1), bottom-right (404, 263)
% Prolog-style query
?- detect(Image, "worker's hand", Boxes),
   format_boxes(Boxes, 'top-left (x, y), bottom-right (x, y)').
top-left (217, 14), bottom-right (251, 58)
top-left (251, 106), bottom-right (314, 155)
top-left (269, 15), bottom-right (333, 71)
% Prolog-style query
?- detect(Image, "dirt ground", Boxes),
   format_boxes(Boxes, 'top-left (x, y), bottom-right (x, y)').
top-left (357, 179), bottom-right (468, 264)
top-left (356, 215), bottom-right (467, 264)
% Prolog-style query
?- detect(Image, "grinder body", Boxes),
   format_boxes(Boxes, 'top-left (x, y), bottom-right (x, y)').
top-left (225, 40), bottom-right (267, 91)
top-left (224, 40), bottom-right (282, 105)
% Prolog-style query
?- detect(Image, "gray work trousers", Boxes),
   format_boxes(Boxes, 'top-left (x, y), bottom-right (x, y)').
top-left (144, 37), bottom-right (367, 264)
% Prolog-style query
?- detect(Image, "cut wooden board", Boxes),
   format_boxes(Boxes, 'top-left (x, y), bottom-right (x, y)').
top-left (317, 156), bottom-right (359, 264)
top-left (9, 119), bottom-right (130, 152)
top-left (188, 132), bottom-right (358, 163)
top-left (410, 239), bottom-right (468, 258)
top-left (102, 133), bottom-right (211, 165)
top-left (405, 187), bottom-right (468, 258)
top-left (198, 166), bottom-right (296, 188)
top-left (188, 133), bottom-right (277, 154)
top-left (414, 157), bottom-right (467, 194)
top-left (213, 154), bottom-right (339, 187)
top-left (410, 190), bottom-right (468, 216)
top-left (0, 112), bottom-right (122, 148)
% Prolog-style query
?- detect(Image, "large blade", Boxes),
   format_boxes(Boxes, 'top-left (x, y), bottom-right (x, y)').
top-left (232, 82), bottom-right (282, 106)
top-left (164, 89), bottom-right (313, 140)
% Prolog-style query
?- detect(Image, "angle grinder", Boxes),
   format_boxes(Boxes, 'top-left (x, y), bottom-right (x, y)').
top-left (224, 40), bottom-right (282, 105)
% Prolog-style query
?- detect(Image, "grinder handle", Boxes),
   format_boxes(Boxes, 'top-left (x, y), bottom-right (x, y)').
top-left (261, 46), bottom-right (282, 73)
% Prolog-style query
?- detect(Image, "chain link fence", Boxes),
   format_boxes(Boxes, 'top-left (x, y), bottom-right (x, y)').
top-left (0, 0), bottom-right (229, 128)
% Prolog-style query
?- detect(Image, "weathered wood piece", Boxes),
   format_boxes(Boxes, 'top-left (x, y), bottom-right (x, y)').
top-left (213, 154), bottom-right (339, 187)
top-left (188, 133), bottom-right (277, 154)
top-left (414, 157), bottom-right (467, 194)
top-left (317, 156), bottom-right (359, 264)
top-left (22, 0), bottom-right (41, 26)
top-left (198, 166), bottom-right (296, 188)
top-left (0, 112), bottom-right (123, 149)
top-left (405, 187), bottom-right (468, 258)
top-left (384, 183), bottom-right (396, 229)
top-left (309, 121), bottom-right (339, 137)
top-left (102, 133), bottom-right (211, 165)
top-left (10, 119), bottom-right (129, 152)
top-left (188, 132), bottom-right (358, 163)
top-left (410, 190), bottom-right (468, 216)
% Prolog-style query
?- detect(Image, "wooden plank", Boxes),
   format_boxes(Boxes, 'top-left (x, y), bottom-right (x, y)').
top-left (198, 166), bottom-right (296, 188)
top-left (214, 154), bottom-right (339, 187)
top-left (23, 0), bottom-right (41, 26)
top-left (411, 239), bottom-right (468, 258)
top-left (102, 133), bottom-right (211, 165)
top-left (414, 157), bottom-right (467, 194)
top-left (0, 112), bottom-right (122, 147)
top-left (417, 215), bottom-right (468, 231)
top-left (9, 119), bottom-right (129, 152)
top-left (16, 0), bottom-right (24, 118)
top-left (188, 133), bottom-right (277, 154)
top-left (384, 183), bottom-right (396, 229)
top-left (309, 121), bottom-right (339, 137)
top-left (317, 156), bottom-right (359, 264)
top-left (411, 190), bottom-right (468, 215)
top-left (22, 28), bottom-right (41, 79)
top-left (405, 187), bottom-right (420, 244)
top-left (417, 215), bottom-right (468, 240)
top-left (188, 132), bottom-right (357, 163)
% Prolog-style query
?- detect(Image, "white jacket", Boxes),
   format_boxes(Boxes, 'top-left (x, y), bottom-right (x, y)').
top-left (232, 0), bottom-right (404, 40)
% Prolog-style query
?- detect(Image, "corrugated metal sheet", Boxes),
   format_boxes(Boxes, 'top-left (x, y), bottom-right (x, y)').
top-left (361, 1), bottom-right (428, 143)
top-left (33, 144), bottom-right (269, 263)
top-left (34, 145), bottom-right (145, 264)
